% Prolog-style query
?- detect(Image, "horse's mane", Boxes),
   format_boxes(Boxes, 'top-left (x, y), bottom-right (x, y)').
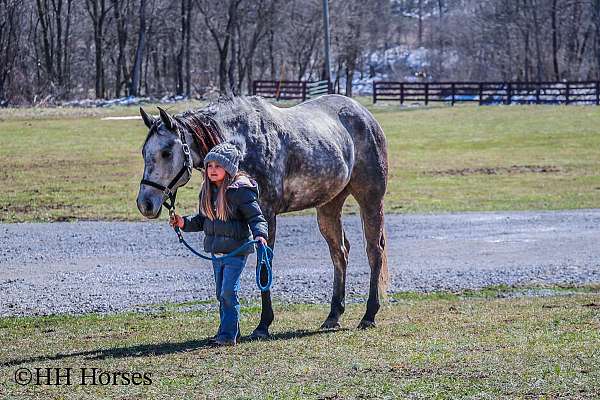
top-left (142, 96), bottom-right (260, 157)
top-left (174, 111), bottom-right (224, 158)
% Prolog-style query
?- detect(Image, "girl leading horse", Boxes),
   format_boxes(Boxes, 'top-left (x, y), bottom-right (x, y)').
top-left (137, 94), bottom-right (389, 339)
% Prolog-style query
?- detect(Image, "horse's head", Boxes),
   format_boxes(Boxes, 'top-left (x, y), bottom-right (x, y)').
top-left (136, 107), bottom-right (193, 219)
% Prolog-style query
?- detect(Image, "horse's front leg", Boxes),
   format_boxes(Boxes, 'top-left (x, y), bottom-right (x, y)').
top-left (249, 213), bottom-right (276, 340)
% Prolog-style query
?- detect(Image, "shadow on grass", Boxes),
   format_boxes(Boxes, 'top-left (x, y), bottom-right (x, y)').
top-left (1, 328), bottom-right (344, 367)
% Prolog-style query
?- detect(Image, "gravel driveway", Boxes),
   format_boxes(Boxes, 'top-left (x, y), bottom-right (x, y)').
top-left (1, 210), bottom-right (599, 317)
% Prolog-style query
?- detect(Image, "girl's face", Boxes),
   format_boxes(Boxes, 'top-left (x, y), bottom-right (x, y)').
top-left (207, 161), bottom-right (227, 184)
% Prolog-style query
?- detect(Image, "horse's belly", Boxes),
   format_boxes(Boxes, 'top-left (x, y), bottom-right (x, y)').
top-left (281, 139), bottom-right (353, 212)
top-left (282, 175), bottom-right (348, 212)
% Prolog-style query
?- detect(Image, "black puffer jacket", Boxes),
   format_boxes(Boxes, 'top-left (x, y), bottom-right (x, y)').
top-left (181, 175), bottom-right (268, 256)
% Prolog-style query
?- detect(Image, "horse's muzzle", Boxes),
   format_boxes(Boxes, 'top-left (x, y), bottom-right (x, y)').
top-left (136, 191), bottom-right (162, 219)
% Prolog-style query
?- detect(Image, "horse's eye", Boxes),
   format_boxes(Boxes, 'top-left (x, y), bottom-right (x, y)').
top-left (161, 150), bottom-right (172, 158)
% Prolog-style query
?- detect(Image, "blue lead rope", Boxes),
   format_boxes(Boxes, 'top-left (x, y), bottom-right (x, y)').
top-left (173, 226), bottom-right (273, 292)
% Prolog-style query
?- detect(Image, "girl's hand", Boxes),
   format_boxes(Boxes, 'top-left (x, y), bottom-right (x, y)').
top-left (169, 214), bottom-right (184, 229)
top-left (256, 236), bottom-right (267, 246)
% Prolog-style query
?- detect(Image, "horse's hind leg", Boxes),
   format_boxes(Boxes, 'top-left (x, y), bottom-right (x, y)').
top-left (316, 188), bottom-right (351, 329)
top-left (353, 193), bottom-right (389, 329)
top-left (334, 103), bottom-right (389, 328)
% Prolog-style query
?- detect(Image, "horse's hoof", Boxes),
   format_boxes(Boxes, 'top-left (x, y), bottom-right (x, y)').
top-left (357, 320), bottom-right (376, 329)
top-left (320, 320), bottom-right (341, 330)
top-left (248, 328), bottom-right (270, 340)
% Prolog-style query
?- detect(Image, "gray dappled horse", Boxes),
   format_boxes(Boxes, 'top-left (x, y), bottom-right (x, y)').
top-left (136, 94), bottom-right (389, 339)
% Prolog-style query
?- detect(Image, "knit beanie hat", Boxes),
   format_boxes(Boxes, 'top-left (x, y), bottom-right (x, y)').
top-left (203, 137), bottom-right (246, 177)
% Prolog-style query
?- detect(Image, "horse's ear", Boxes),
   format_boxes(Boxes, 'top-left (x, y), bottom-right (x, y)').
top-left (139, 107), bottom-right (155, 129)
top-left (157, 106), bottom-right (175, 131)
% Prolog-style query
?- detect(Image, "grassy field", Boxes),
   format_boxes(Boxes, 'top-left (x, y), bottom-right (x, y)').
top-left (0, 101), bottom-right (599, 222)
top-left (0, 285), bottom-right (598, 399)
top-left (2, 102), bottom-right (598, 399)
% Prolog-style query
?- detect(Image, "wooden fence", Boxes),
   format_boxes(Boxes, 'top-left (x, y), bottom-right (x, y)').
top-left (373, 81), bottom-right (600, 105)
top-left (252, 80), bottom-right (332, 101)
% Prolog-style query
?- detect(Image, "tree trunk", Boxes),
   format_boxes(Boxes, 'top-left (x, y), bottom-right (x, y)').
top-left (345, 65), bottom-right (354, 97)
top-left (228, 26), bottom-right (238, 95)
top-left (63, 0), bottom-right (72, 95)
top-left (176, 0), bottom-right (185, 95)
top-left (36, 0), bottom-right (55, 82)
top-left (86, 0), bottom-right (107, 98)
top-left (246, 60), bottom-right (254, 95)
top-left (94, 34), bottom-right (104, 98)
top-left (143, 36), bottom-right (151, 95)
top-left (594, 0), bottom-right (600, 79)
top-left (0, 0), bottom-right (21, 100)
top-left (198, 0), bottom-right (240, 95)
top-left (153, 43), bottom-right (162, 93)
top-left (130, 0), bottom-right (146, 96)
top-left (268, 28), bottom-right (276, 81)
top-left (565, 0), bottom-right (581, 79)
top-left (218, 48), bottom-right (229, 94)
top-left (51, 0), bottom-right (63, 86)
top-left (530, 2), bottom-right (544, 81)
top-left (524, 31), bottom-right (530, 82)
top-left (185, 0), bottom-right (191, 96)
top-left (418, 0), bottom-right (423, 47)
top-left (112, 0), bottom-right (129, 98)
top-left (551, 0), bottom-right (560, 81)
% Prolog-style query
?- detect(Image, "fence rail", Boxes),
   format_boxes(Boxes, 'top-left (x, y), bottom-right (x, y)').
top-left (252, 80), bottom-right (332, 101)
top-left (373, 81), bottom-right (600, 105)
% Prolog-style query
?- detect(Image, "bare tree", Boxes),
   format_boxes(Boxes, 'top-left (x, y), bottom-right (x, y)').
top-left (6, 0), bottom-right (600, 104)
top-left (175, 0), bottom-right (192, 96)
top-left (0, 0), bottom-right (22, 101)
top-left (282, 1), bottom-right (322, 81)
top-left (111, 0), bottom-right (131, 97)
top-left (235, 0), bottom-right (279, 94)
top-left (196, 0), bottom-right (242, 95)
top-left (331, 0), bottom-right (384, 97)
top-left (129, 0), bottom-right (146, 96)
top-left (34, 0), bottom-right (73, 97)
top-left (594, 0), bottom-right (600, 79)
top-left (85, 0), bottom-right (109, 98)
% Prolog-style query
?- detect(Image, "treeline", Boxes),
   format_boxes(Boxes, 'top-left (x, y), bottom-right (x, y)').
top-left (395, 0), bottom-right (600, 82)
top-left (0, 0), bottom-right (390, 104)
top-left (1, 0), bottom-right (599, 105)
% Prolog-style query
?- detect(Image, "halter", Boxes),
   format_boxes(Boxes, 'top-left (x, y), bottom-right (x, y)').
top-left (140, 120), bottom-right (195, 215)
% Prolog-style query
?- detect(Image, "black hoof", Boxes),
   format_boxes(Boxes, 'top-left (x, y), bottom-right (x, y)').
top-left (357, 320), bottom-right (376, 329)
top-left (320, 320), bottom-right (341, 330)
top-left (248, 328), bottom-right (270, 340)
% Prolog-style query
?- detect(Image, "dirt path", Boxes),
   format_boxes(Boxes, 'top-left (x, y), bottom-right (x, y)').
top-left (1, 210), bottom-right (599, 316)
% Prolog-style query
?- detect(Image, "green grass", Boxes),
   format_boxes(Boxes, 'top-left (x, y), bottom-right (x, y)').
top-left (1, 286), bottom-right (599, 399)
top-left (1, 102), bottom-right (599, 221)
top-left (377, 104), bottom-right (600, 214)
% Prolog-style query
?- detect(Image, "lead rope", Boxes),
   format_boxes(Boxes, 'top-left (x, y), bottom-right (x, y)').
top-left (169, 207), bottom-right (273, 292)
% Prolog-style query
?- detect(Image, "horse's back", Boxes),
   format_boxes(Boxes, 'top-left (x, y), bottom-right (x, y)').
top-left (283, 94), bottom-right (386, 171)
top-left (249, 95), bottom-right (386, 212)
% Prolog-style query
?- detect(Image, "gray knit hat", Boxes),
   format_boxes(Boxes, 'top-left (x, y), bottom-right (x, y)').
top-left (203, 138), bottom-right (246, 177)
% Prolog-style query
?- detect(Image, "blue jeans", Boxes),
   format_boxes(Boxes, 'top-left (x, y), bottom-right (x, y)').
top-left (212, 254), bottom-right (248, 342)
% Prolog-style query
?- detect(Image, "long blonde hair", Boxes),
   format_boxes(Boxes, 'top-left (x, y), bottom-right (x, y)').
top-left (200, 169), bottom-right (251, 221)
